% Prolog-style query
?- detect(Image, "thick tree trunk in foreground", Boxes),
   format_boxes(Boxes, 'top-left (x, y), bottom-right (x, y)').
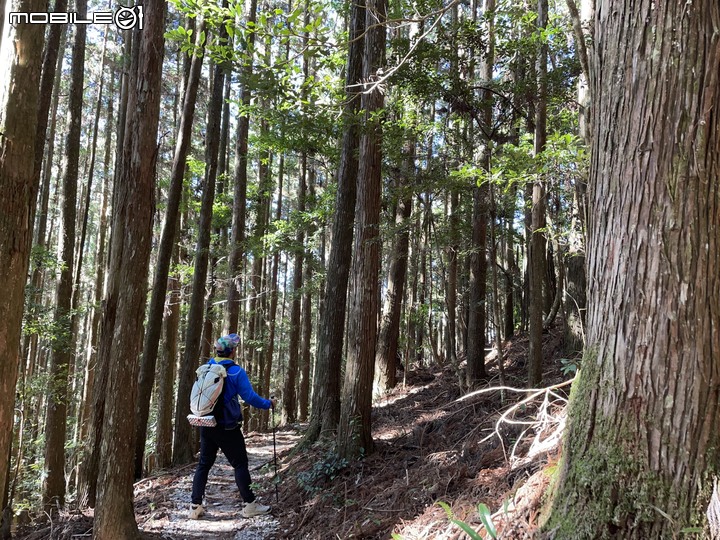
top-left (544, 1), bottom-right (720, 537)
top-left (0, 0), bottom-right (46, 524)
top-left (303, 0), bottom-right (365, 446)
top-left (337, 0), bottom-right (386, 460)
top-left (93, 2), bottom-right (166, 536)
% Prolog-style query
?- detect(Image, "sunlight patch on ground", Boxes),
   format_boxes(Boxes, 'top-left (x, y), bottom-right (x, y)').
top-left (373, 375), bottom-right (443, 409)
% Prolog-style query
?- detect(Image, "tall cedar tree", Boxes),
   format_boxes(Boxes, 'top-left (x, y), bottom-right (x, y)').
top-left (0, 0), bottom-right (46, 524)
top-left (544, 0), bottom-right (720, 537)
top-left (173, 32), bottom-right (226, 466)
top-left (303, 0), bottom-right (365, 445)
top-left (466, 13), bottom-right (490, 385)
top-left (374, 145), bottom-right (414, 395)
top-left (466, 189), bottom-right (488, 384)
top-left (337, 0), bottom-right (386, 459)
top-left (78, 72), bottom-right (114, 447)
top-left (42, 0), bottom-right (86, 508)
top-left (527, 0), bottom-right (549, 386)
top-left (93, 1), bottom-right (166, 536)
top-left (283, 156), bottom-right (306, 423)
top-left (226, 0), bottom-right (258, 334)
top-left (134, 19), bottom-right (207, 479)
top-left (81, 31), bottom-right (133, 508)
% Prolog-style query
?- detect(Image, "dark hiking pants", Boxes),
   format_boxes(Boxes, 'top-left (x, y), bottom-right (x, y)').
top-left (191, 425), bottom-right (256, 505)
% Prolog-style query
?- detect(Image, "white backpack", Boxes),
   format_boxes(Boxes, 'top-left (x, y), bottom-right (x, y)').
top-left (187, 363), bottom-right (227, 427)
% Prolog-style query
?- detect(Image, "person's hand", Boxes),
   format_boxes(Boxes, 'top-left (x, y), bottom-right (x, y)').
top-left (270, 397), bottom-right (277, 409)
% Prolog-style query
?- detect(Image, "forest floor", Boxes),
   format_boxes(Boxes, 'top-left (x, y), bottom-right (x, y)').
top-left (13, 323), bottom-right (574, 539)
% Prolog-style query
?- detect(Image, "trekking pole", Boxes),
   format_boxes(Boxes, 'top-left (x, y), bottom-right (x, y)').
top-left (270, 396), bottom-right (279, 503)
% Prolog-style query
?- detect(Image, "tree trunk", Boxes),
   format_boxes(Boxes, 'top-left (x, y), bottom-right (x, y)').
top-left (563, 0), bottom-right (591, 355)
top-left (299, 166), bottom-right (315, 422)
top-left (43, 0), bottom-right (86, 506)
top-left (78, 70), bottom-right (113, 458)
top-left (466, 186), bottom-right (488, 385)
top-left (544, 1), bottom-right (720, 537)
top-left (30, 0), bottom-right (68, 240)
top-left (503, 212), bottom-right (515, 339)
top-left (0, 0), bottom-right (46, 524)
top-left (82, 30), bottom-right (133, 509)
top-left (446, 189), bottom-right (459, 368)
top-left (527, 0), bottom-right (548, 387)
top-left (374, 148), bottom-right (413, 396)
top-left (261, 155), bottom-right (285, 431)
top-left (173, 36), bottom-right (225, 466)
top-left (134, 21), bottom-right (206, 478)
top-left (24, 25), bottom-right (66, 435)
top-left (337, 0), bottom-right (386, 460)
top-left (226, 0), bottom-right (258, 334)
top-left (563, 249), bottom-right (586, 354)
top-left (155, 255), bottom-right (180, 470)
top-left (302, 0), bottom-right (365, 446)
top-left (283, 156), bottom-right (306, 424)
top-left (93, 3), bottom-right (165, 537)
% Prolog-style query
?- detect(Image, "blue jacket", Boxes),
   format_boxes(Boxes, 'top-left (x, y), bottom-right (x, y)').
top-left (208, 358), bottom-right (272, 428)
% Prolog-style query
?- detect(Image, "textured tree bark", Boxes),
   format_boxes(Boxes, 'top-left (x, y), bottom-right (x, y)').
top-left (544, 1), bottom-right (720, 537)
top-left (0, 0), bottom-right (46, 526)
top-left (303, 0), bottom-right (365, 446)
top-left (563, 249), bottom-right (585, 355)
top-left (93, 1), bottom-right (165, 536)
top-left (43, 0), bottom-right (86, 506)
top-left (25, 27), bottom-right (66, 377)
top-left (337, 0), bottom-right (386, 460)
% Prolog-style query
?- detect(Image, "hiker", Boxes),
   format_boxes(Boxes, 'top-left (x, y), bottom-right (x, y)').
top-left (189, 333), bottom-right (277, 519)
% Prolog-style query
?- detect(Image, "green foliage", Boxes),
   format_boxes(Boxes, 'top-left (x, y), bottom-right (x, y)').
top-left (438, 501), bottom-right (498, 539)
top-left (212, 192), bottom-right (233, 230)
top-left (560, 358), bottom-right (579, 376)
top-left (297, 452), bottom-right (348, 495)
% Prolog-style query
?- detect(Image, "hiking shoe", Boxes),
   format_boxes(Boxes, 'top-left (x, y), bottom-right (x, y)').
top-left (188, 504), bottom-right (205, 519)
top-left (242, 500), bottom-right (271, 517)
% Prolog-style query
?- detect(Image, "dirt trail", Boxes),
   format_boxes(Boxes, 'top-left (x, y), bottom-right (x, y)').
top-left (136, 431), bottom-right (300, 540)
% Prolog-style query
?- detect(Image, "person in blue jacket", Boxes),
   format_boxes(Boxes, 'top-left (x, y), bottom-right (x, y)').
top-left (189, 333), bottom-right (276, 519)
